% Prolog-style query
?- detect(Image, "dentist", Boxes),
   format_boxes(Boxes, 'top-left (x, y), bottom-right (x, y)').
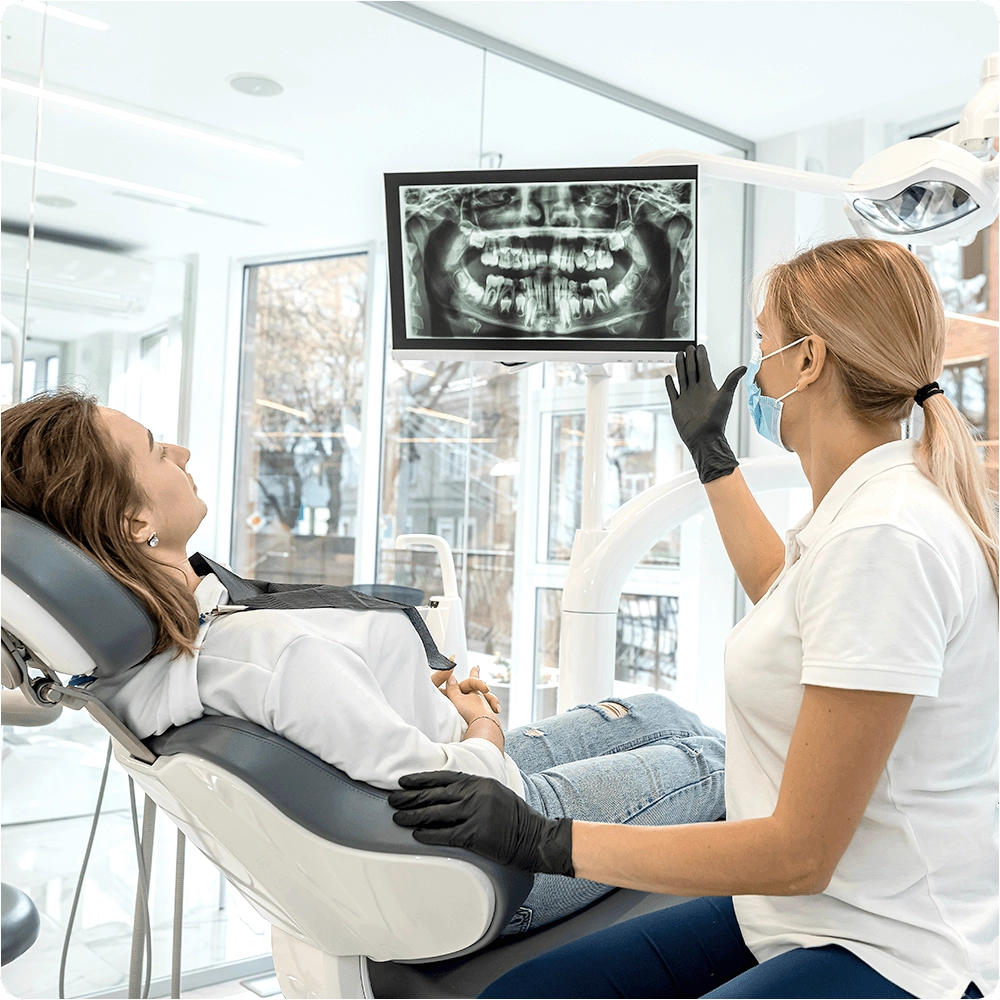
top-left (390, 238), bottom-right (998, 999)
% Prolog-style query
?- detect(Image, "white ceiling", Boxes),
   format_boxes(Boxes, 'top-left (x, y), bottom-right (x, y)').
top-left (415, 1), bottom-right (997, 141)
top-left (0, 0), bottom-right (994, 298)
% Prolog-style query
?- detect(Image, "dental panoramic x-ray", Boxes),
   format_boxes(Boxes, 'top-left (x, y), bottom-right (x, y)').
top-left (385, 166), bottom-right (697, 361)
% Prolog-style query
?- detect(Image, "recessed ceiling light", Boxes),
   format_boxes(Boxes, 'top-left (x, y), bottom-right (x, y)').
top-left (228, 75), bottom-right (284, 98)
top-left (35, 194), bottom-right (77, 208)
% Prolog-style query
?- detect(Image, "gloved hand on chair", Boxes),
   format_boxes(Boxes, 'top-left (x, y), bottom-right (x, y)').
top-left (666, 344), bottom-right (747, 484)
top-left (389, 771), bottom-right (575, 876)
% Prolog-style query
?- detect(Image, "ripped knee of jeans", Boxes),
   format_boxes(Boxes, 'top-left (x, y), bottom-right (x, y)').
top-left (569, 699), bottom-right (632, 720)
top-left (595, 700), bottom-right (630, 720)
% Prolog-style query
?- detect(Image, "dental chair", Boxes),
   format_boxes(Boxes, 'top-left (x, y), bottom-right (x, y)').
top-left (0, 507), bottom-right (680, 999)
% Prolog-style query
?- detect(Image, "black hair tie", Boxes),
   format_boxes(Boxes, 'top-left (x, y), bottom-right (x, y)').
top-left (914, 382), bottom-right (944, 406)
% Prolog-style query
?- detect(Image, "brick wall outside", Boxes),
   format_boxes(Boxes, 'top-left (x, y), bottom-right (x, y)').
top-left (942, 217), bottom-right (998, 491)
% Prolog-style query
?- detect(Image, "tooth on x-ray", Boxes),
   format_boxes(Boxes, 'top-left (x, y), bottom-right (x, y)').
top-left (398, 177), bottom-right (694, 341)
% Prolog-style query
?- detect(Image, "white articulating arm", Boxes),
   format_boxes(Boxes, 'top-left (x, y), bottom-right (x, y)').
top-left (631, 149), bottom-right (849, 199)
top-left (394, 533), bottom-right (468, 673)
top-left (395, 534), bottom-right (459, 598)
top-left (557, 456), bottom-right (807, 711)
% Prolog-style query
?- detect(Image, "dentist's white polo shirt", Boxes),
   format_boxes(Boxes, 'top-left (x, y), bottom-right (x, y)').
top-left (724, 439), bottom-right (998, 999)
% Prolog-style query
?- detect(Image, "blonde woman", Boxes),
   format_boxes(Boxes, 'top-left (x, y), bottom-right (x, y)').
top-left (391, 239), bottom-right (998, 999)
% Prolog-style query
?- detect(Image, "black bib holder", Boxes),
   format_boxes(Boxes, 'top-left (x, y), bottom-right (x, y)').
top-left (189, 553), bottom-right (455, 672)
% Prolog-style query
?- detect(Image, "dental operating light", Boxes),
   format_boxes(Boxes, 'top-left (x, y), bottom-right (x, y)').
top-left (635, 53), bottom-right (999, 248)
top-left (845, 137), bottom-right (996, 245)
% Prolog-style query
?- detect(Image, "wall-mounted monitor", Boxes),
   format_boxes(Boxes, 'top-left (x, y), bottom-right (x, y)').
top-left (385, 165), bottom-right (697, 363)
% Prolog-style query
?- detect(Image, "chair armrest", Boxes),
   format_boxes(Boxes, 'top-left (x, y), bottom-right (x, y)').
top-left (147, 716), bottom-right (533, 949)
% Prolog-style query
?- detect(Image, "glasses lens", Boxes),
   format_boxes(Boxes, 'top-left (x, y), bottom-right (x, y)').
top-left (852, 181), bottom-right (978, 235)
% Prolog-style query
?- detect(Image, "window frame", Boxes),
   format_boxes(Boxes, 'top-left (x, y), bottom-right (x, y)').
top-left (228, 241), bottom-right (387, 583)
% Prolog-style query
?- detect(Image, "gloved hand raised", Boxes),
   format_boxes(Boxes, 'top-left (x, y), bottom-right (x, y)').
top-left (665, 345), bottom-right (747, 485)
top-left (389, 771), bottom-right (574, 876)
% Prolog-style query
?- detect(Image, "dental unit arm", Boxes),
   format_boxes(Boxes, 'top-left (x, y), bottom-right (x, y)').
top-left (556, 363), bottom-right (808, 711)
top-left (633, 53), bottom-right (999, 246)
top-left (395, 533), bottom-right (469, 675)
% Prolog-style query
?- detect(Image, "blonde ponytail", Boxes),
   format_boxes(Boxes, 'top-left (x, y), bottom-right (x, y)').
top-left (917, 392), bottom-right (999, 592)
top-left (760, 238), bottom-right (999, 594)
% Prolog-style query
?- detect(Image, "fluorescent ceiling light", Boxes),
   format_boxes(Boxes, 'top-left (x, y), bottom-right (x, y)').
top-left (1, 79), bottom-right (303, 166)
top-left (405, 406), bottom-right (471, 425)
top-left (256, 398), bottom-right (310, 421)
top-left (1, 152), bottom-right (204, 203)
top-left (15, 1), bottom-right (108, 30)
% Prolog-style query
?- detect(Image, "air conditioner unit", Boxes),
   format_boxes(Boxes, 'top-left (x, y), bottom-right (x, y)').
top-left (1, 232), bottom-right (154, 314)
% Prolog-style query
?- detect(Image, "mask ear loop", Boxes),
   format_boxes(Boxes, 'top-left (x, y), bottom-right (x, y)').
top-left (760, 334), bottom-right (809, 363)
top-left (763, 335), bottom-right (811, 402)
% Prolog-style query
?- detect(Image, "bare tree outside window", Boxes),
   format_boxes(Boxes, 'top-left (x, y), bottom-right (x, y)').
top-left (379, 359), bottom-right (520, 690)
top-left (234, 253), bottom-right (369, 584)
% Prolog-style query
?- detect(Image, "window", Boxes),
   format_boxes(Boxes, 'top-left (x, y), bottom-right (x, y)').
top-left (534, 588), bottom-right (681, 721)
top-left (915, 229), bottom-right (990, 317)
top-left (616, 593), bottom-right (680, 692)
top-left (379, 359), bottom-right (521, 684)
top-left (546, 402), bottom-right (683, 564)
top-left (940, 357), bottom-right (988, 438)
top-left (233, 252), bottom-right (369, 584)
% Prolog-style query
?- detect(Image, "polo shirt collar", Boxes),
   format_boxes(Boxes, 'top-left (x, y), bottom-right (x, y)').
top-left (789, 439), bottom-right (917, 554)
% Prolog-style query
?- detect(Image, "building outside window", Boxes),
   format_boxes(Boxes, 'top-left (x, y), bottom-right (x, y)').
top-left (379, 360), bottom-right (520, 701)
top-left (940, 357), bottom-right (988, 438)
top-left (533, 588), bottom-right (681, 721)
top-left (232, 252), bottom-right (370, 584)
top-left (919, 220), bottom-right (998, 489)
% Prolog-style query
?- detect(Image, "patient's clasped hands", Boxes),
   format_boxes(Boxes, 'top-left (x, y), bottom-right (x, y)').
top-left (430, 664), bottom-right (501, 719)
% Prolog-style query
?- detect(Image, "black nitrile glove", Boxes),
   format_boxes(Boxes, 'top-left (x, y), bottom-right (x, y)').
top-left (665, 345), bottom-right (747, 485)
top-left (389, 771), bottom-right (575, 876)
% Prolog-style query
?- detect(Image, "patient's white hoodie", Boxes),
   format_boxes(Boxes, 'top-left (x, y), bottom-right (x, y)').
top-left (93, 573), bottom-right (524, 794)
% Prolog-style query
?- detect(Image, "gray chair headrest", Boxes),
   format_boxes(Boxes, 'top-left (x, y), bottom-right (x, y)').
top-left (1, 508), bottom-right (156, 677)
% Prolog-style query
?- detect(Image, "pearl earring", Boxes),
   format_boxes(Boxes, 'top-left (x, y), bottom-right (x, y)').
top-left (147, 533), bottom-right (160, 548)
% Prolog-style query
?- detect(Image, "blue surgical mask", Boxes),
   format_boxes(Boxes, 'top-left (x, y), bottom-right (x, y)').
top-left (744, 336), bottom-right (808, 450)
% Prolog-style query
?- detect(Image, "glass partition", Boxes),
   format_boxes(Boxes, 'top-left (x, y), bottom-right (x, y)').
top-left (1, 3), bottom-right (753, 995)
top-left (376, 50), bottom-right (751, 731)
top-left (0, 1), bottom-right (45, 405)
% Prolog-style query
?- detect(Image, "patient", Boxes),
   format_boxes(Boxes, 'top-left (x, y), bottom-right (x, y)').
top-left (2, 390), bottom-right (726, 932)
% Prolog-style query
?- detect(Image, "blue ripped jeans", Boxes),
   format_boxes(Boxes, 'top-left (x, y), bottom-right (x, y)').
top-left (501, 692), bottom-right (726, 934)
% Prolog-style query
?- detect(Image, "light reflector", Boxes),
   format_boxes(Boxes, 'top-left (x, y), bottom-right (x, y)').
top-left (852, 181), bottom-right (979, 236)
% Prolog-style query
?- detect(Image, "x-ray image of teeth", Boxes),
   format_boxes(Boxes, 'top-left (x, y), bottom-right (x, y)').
top-left (399, 180), bottom-right (694, 340)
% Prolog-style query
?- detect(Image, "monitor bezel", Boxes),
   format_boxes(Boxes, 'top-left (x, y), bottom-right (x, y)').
top-left (385, 164), bottom-right (698, 362)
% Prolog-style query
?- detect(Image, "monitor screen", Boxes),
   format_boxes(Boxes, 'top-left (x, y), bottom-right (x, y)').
top-left (385, 165), bottom-right (697, 362)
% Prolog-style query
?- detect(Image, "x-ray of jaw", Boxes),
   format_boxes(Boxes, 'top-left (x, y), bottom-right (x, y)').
top-left (401, 181), bottom-right (694, 340)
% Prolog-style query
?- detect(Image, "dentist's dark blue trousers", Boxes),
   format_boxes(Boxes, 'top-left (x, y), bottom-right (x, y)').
top-left (479, 896), bottom-right (985, 998)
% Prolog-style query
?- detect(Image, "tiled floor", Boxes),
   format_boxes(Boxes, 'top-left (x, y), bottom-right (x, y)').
top-left (2, 713), bottom-right (271, 999)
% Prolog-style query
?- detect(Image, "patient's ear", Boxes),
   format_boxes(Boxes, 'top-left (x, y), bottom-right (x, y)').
top-left (125, 512), bottom-right (153, 545)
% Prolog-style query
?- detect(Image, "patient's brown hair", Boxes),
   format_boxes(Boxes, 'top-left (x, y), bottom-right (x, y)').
top-left (2, 391), bottom-right (199, 658)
